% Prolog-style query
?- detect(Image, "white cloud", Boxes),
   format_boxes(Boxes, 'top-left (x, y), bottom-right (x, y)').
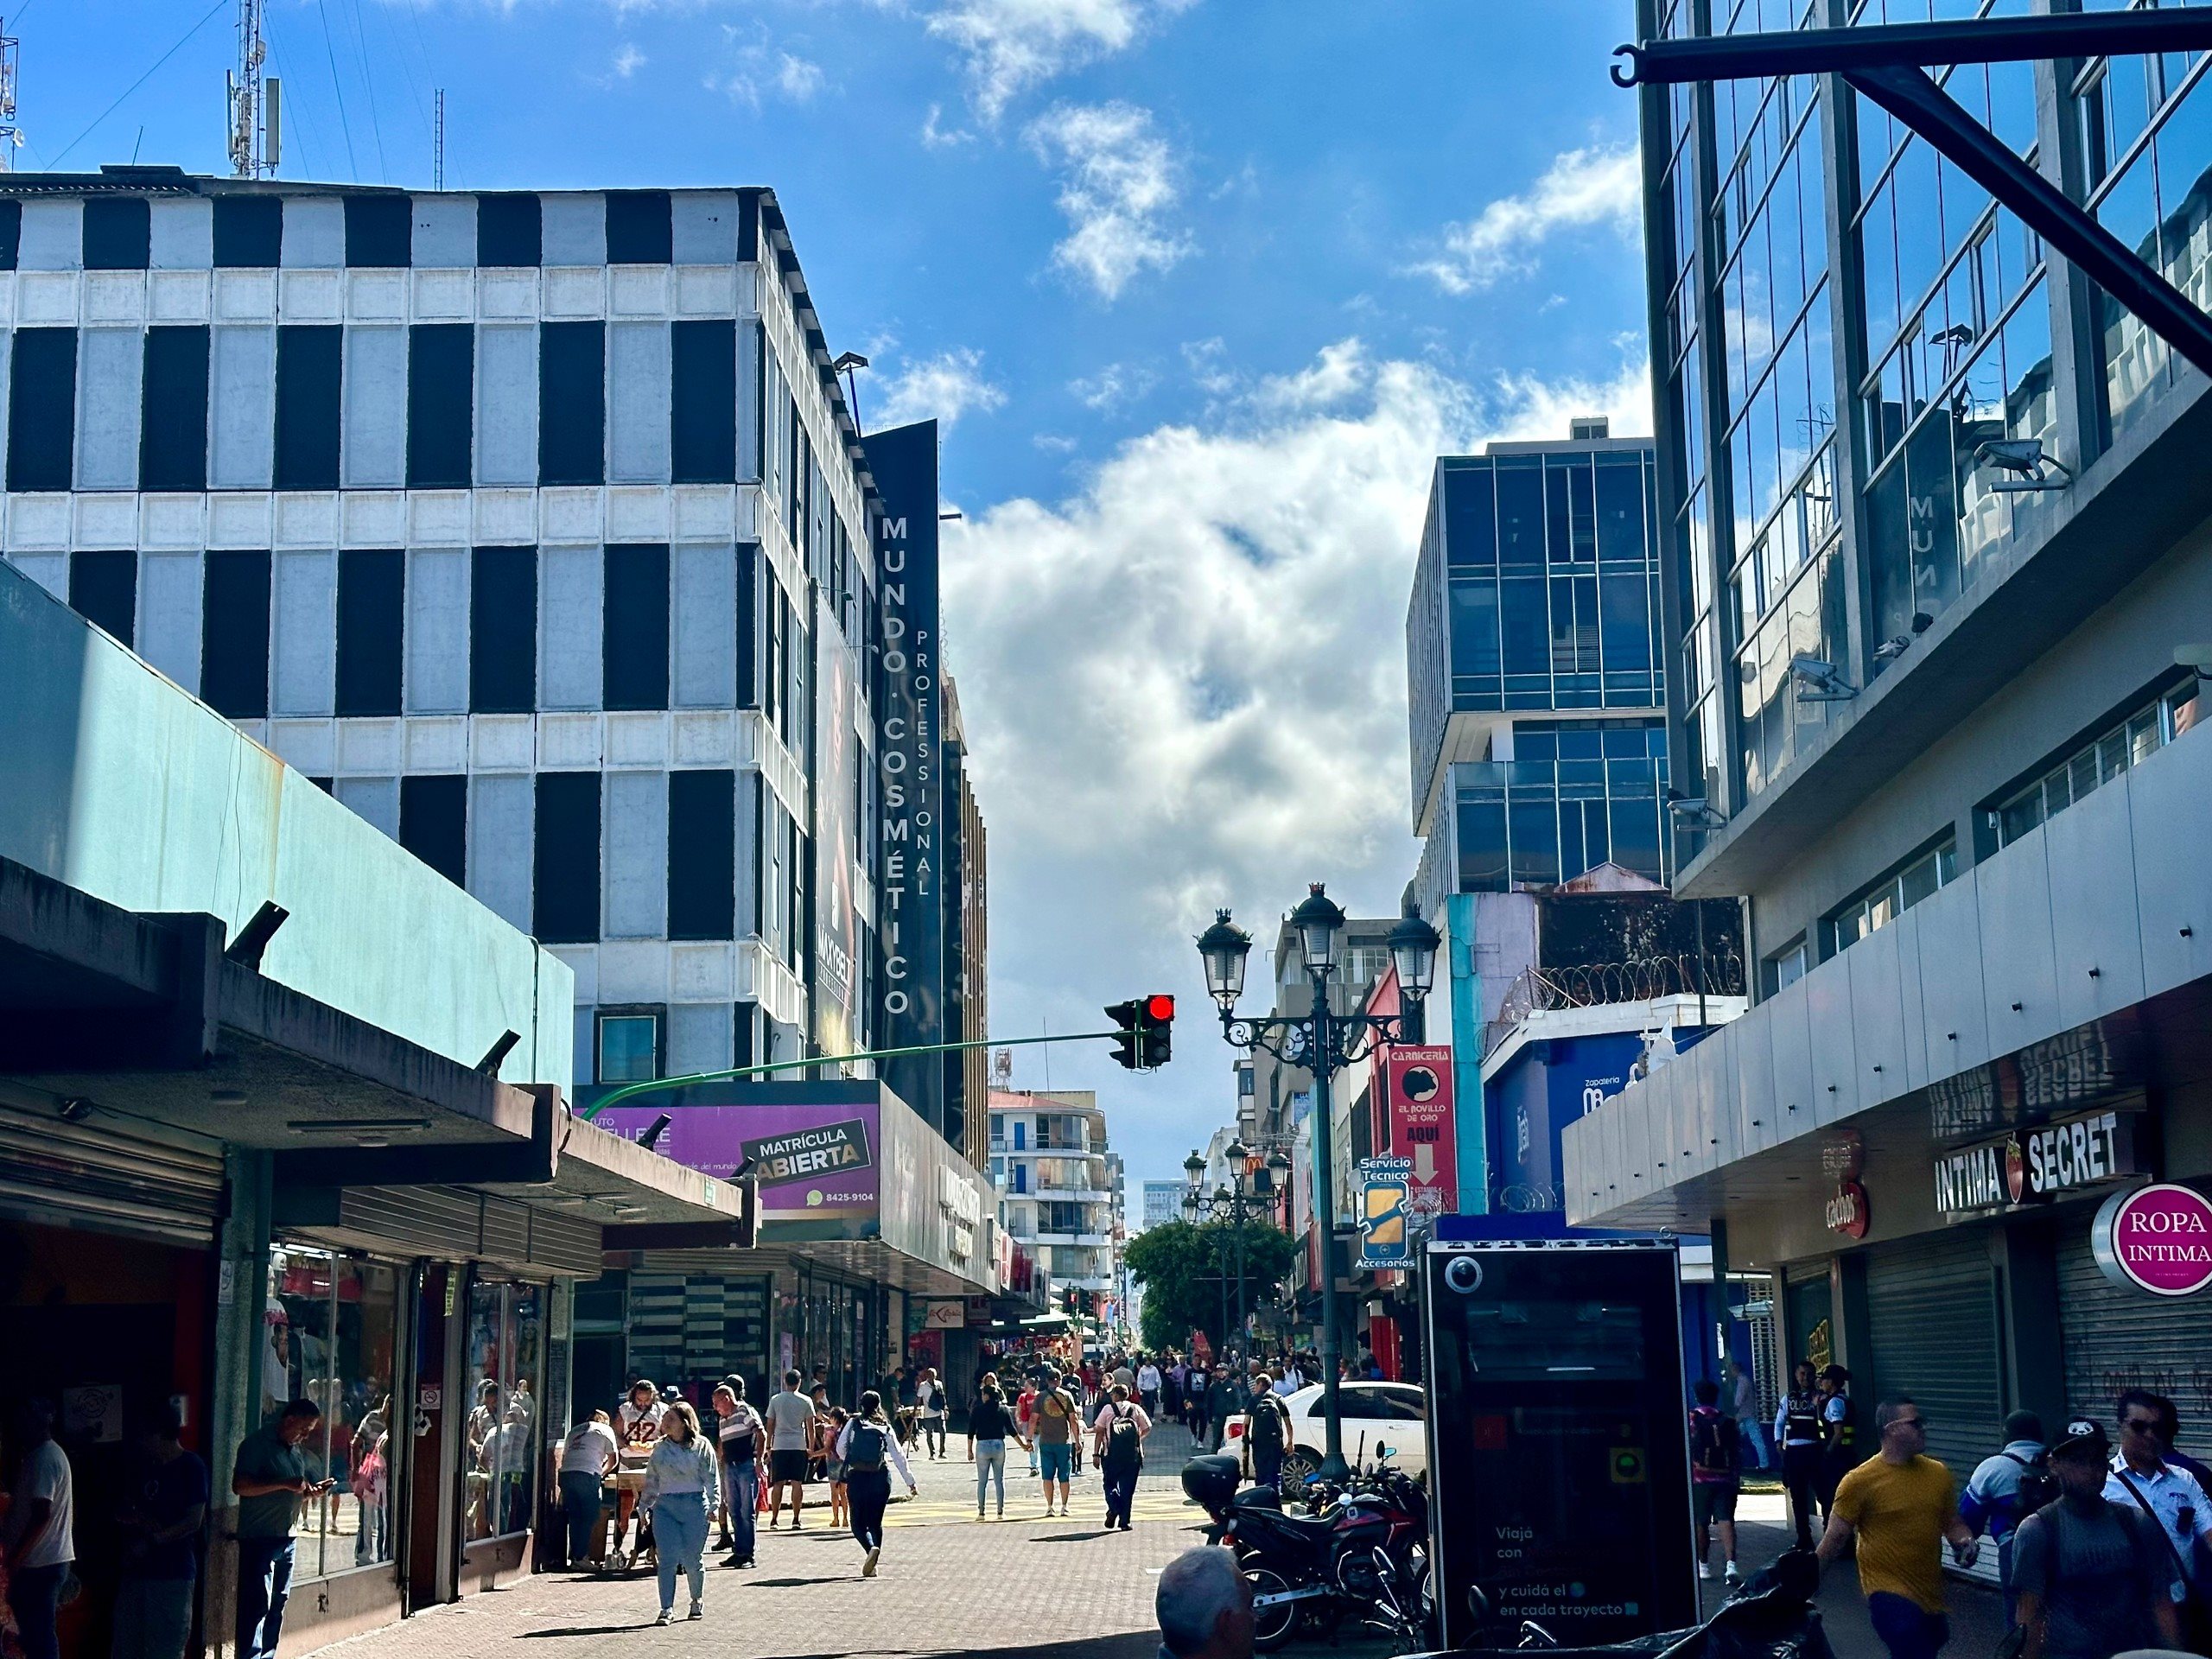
top-left (1411, 142), bottom-right (1642, 296)
top-left (875, 347), bottom-right (1009, 429)
top-left (927, 0), bottom-right (1192, 122)
top-left (1026, 100), bottom-right (1192, 301)
top-left (612, 42), bottom-right (646, 78)
top-left (942, 339), bottom-right (1649, 1181)
top-left (1069, 361), bottom-right (1155, 411)
top-left (710, 26), bottom-right (830, 109)
top-left (921, 102), bottom-right (974, 149)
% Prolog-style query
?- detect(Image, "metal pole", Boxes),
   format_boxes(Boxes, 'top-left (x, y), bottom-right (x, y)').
top-left (1308, 967), bottom-right (1349, 1482)
top-left (1234, 1186), bottom-right (1249, 1352)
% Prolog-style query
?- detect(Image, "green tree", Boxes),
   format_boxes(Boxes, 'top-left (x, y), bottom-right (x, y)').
top-left (1125, 1217), bottom-right (1301, 1355)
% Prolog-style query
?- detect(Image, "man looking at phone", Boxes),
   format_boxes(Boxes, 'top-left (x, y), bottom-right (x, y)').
top-left (232, 1398), bottom-right (334, 1659)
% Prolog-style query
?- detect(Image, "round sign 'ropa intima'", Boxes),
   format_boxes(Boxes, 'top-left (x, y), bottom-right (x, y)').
top-left (2093, 1183), bottom-right (2212, 1297)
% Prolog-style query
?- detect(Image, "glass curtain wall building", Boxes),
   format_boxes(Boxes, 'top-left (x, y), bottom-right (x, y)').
top-left (1643, 0), bottom-right (2212, 857)
top-left (1408, 424), bottom-right (1674, 902)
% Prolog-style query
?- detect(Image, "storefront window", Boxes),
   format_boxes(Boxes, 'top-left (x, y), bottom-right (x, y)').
top-left (267, 1248), bottom-right (403, 1581)
top-left (465, 1278), bottom-right (544, 1541)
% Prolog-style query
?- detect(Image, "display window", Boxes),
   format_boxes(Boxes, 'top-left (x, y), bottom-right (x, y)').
top-left (267, 1246), bottom-right (404, 1580)
top-left (465, 1277), bottom-right (545, 1541)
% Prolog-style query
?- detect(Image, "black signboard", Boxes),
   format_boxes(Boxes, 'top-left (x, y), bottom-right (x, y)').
top-left (1423, 1238), bottom-right (1697, 1649)
top-left (868, 421), bottom-right (945, 1133)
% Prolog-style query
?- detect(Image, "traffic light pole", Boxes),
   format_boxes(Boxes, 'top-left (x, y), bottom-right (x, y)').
top-left (577, 1027), bottom-right (1122, 1120)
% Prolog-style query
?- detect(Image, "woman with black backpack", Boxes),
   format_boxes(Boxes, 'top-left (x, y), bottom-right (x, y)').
top-left (1090, 1382), bottom-right (1152, 1531)
top-left (833, 1390), bottom-right (917, 1578)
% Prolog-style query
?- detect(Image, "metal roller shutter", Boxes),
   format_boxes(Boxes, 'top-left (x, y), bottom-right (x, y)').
top-left (2058, 1212), bottom-right (2212, 1429)
top-left (1864, 1230), bottom-right (2004, 1478)
top-left (0, 1102), bottom-right (224, 1245)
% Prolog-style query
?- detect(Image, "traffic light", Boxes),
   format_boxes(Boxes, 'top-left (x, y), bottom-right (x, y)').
top-left (1106, 999), bottom-right (1143, 1070)
top-left (1140, 993), bottom-right (1173, 1068)
top-left (1105, 995), bottom-right (1175, 1070)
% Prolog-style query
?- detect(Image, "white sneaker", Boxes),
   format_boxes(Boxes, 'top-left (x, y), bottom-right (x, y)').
top-left (1698, 1562), bottom-right (1713, 1580)
top-left (655, 1610), bottom-right (673, 1626)
top-left (688, 1601), bottom-right (703, 1620)
top-left (1725, 1563), bottom-right (1744, 1587)
top-left (862, 1547), bottom-right (880, 1578)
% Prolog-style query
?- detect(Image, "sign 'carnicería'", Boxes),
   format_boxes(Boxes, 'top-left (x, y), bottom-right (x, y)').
top-left (867, 421), bottom-right (945, 1134)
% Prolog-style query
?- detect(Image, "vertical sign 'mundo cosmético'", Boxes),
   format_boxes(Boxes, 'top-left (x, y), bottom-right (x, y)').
top-left (867, 421), bottom-right (946, 1134)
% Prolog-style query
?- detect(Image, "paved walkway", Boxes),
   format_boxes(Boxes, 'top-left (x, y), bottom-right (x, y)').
top-left (303, 1426), bottom-right (1222, 1659)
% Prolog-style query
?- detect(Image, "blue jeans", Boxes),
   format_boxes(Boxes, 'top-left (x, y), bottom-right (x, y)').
top-left (1867, 1592), bottom-right (1949, 1659)
top-left (1252, 1442), bottom-right (1283, 1489)
top-left (650, 1491), bottom-right (708, 1612)
top-left (111, 1576), bottom-right (196, 1659)
top-left (7, 1561), bottom-right (66, 1659)
top-left (559, 1471), bottom-right (604, 1565)
top-left (976, 1441), bottom-right (1007, 1511)
top-left (236, 1536), bottom-right (295, 1659)
top-left (721, 1462), bottom-right (757, 1560)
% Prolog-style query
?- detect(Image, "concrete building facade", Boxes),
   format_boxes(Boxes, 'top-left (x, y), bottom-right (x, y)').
top-left (0, 170), bottom-right (887, 1104)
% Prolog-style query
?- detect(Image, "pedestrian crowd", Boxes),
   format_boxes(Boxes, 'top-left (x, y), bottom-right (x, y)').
top-left (1700, 1356), bottom-right (2212, 1659)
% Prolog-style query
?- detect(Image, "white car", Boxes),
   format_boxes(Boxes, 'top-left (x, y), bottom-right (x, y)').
top-left (1224, 1382), bottom-right (1427, 1484)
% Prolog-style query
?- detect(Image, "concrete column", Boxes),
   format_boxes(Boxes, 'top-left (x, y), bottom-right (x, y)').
top-left (207, 1148), bottom-right (274, 1659)
top-left (1990, 1217), bottom-right (2067, 1431)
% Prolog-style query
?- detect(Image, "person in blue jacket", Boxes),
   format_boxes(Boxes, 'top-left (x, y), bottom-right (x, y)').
top-left (1959, 1410), bottom-right (2050, 1619)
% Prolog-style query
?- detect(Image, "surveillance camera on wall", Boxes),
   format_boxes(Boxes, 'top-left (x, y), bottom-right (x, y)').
top-left (1974, 438), bottom-right (2073, 493)
top-left (1789, 653), bottom-right (1859, 702)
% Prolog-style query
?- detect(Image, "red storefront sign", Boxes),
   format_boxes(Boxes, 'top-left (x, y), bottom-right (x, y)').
top-left (1383, 1045), bottom-right (1459, 1216)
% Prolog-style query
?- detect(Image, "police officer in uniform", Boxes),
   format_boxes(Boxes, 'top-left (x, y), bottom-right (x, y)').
top-left (1776, 1361), bottom-right (1825, 1548)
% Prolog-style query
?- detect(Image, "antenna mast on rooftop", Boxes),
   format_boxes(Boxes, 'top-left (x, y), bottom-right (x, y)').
top-left (0, 17), bottom-right (22, 174)
top-left (227, 0), bottom-right (279, 178)
top-left (434, 88), bottom-right (445, 191)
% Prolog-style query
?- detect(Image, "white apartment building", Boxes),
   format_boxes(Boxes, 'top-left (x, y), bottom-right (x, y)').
top-left (988, 1087), bottom-right (1116, 1293)
top-left (0, 170), bottom-right (882, 1092)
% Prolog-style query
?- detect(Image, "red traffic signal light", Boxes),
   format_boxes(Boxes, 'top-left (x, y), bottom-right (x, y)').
top-left (1105, 996), bottom-right (1174, 1071)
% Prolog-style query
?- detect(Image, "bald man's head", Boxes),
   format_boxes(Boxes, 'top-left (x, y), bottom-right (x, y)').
top-left (1157, 1547), bottom-right (1255, 1659)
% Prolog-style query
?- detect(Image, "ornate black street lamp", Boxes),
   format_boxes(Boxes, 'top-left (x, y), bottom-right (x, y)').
top-left (1184, 1141), bottom-right (1293, 1356)
top-left (1195, 884), bottom-right (1440, 1481)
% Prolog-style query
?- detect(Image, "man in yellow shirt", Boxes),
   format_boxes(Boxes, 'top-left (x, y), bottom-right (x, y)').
top-left (1816, 1397), bottom-right (1980, 1659)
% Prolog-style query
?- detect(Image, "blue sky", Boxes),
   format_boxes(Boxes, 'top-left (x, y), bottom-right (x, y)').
top-left (22, 0), bottom-right (1657, 1193)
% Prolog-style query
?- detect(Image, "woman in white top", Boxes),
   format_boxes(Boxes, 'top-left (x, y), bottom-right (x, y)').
top-left (835, 1390), bottom-right (917, 1579)
top-left (916, 1367), bottom-right (948, 1460)
top-left (642, 1402), bottom-right (718, 1624)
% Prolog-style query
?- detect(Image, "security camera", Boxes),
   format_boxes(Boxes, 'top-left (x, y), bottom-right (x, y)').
top-left (1666, 796), bottom-right (1726, 829)
top-left (1444, 1255), bottom-right (1484, 1294)
top-left (2179, 644), bottom-right (2212, 677)
top-left (1974, 438), bottom-right (2073, 493)
top-left (1789, 653), bottom-right (1859, 702)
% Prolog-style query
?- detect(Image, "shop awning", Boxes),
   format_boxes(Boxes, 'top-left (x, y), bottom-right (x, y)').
top-left (0, 855), bottom-right (746, 1243)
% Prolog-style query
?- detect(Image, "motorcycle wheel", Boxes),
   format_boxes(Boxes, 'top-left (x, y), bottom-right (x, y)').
top-left (1245, 1565), bottom-right (1301, 1653)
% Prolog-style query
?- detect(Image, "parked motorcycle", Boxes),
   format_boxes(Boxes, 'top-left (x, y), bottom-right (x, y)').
top-left (1181, 1452), bottom-right (1432, 1652)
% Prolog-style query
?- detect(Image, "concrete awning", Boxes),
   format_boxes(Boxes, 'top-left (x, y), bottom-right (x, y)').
top-left (0, 855), bottom-right (745, 1237)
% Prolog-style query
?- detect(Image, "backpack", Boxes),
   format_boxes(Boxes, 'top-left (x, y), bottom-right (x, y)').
top-left (1691, 1408), bottom-right (1739, 1478)
top-left (845, 1421), bottom-right (889, 1472)
top-left (2003, 1451), bottom-right (2059, 1522)
top-left (1250, 1395), bottom-right (1288, 1452)
top-left (1103, 1405), bottom-right (1143, 1474)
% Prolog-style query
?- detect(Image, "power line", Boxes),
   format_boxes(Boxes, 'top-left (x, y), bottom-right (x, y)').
top-left (48, 0), bottom-right (227, 169)
top-left (312, 0), bottom-right (358, 181)
top-left (340, 0), bottom-right (387, 183)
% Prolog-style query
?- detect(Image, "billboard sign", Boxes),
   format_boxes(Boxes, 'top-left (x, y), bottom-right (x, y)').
top-left (597, 1096), bottom-right (879, 1221)
top-left (1384, 1045), bottom-right (1458, 1215)
top-left (2094, 1183), bottom-right (2212, 1296)
top-left (1357, 1155), bottom-right (1414, 1271)
top-left (867, 421), bottom-right (945, 1132)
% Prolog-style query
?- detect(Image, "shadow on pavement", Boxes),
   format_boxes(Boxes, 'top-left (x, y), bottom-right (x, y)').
top-left (516, 1624), bottom-right (664, 1638)
top-left (1027, 1529), bottom-right (1116, 1543)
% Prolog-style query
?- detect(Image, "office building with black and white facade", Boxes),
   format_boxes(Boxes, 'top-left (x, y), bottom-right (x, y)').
top-left (0, 167), bottom-right (902, 1098)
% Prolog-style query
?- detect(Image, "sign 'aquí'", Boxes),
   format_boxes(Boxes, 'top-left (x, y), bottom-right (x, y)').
top-left (2092, 1182), bottom-right (2212, 1297)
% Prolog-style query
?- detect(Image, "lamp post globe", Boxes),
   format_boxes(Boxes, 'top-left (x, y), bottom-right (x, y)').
top-left (1385, 890), bottom-right (1442, 1001)
top-left (1287, 884), bottom-right (1346, 976)
top-left (1197, 911), bottom-right (1253, 1010)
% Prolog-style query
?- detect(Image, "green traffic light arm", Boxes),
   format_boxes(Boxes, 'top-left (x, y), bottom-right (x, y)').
top-left (576, 1028), bottom-right (1124, 1121)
